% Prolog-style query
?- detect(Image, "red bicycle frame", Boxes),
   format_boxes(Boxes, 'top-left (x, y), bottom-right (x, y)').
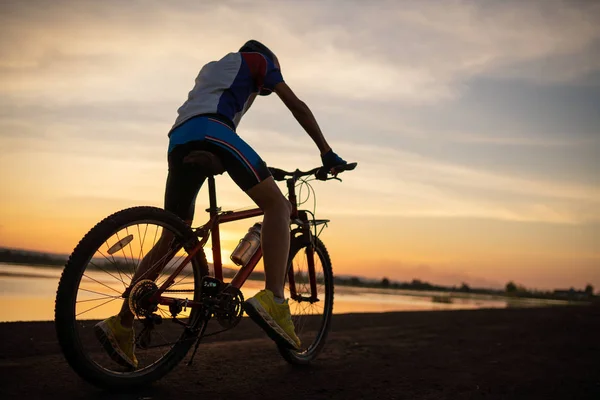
top-left (152, 174), bottom-right (319, 310)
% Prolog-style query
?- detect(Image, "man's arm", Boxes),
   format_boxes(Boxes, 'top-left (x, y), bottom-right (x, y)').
top-left (274, 82), bottom-right (331, 155)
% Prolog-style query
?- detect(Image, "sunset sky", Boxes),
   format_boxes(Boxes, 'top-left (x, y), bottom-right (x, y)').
top-left (1, 0), bottom-right (598, 291)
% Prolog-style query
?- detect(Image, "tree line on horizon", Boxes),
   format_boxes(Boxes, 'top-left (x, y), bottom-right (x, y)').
top-left (0, 248), bottom-right (595, 301)
top-left (334, 276), bottom-right (596, 301)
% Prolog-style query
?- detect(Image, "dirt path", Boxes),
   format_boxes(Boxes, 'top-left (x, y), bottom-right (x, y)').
top-left (1, 306), bottom-right (599, 400)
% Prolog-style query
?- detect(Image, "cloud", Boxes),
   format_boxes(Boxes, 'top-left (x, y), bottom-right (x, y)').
top-left (432, 132), bottom-right (598, 147)
top-left (341, 141), bottom-right (599, 201)
top-left (1, 0), bottom-right (599, 106)
top-left (0, 0), bottom-right (598, 227)
top-left (311, 141), bottom-right (600, 224)
top-left (369, 1), bottom-right (600, 83)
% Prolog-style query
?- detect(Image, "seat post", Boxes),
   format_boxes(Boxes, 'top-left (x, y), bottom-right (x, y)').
top-left (207, 175), bottom-right (223, 280)
top-left (207, 176), bottom-right (220, 216)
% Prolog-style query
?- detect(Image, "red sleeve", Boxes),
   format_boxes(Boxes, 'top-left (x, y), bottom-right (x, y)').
top-left (241, 53), bottom-right (267, 89)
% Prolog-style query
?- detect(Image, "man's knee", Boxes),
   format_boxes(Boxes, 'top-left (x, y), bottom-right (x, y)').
top-left (263, 193), bottom-right (291, 217)
top-left (279, 197), bottom-right (292, 218)
top-left (247, 177), bottom-right (291, 216)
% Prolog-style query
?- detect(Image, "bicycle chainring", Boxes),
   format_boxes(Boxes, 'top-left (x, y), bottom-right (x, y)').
top-left (216, 286), bottom-right (244, 329)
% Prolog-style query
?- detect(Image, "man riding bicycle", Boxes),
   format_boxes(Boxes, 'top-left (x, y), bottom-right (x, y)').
top-left (94, 40), bottom-right (348, 369)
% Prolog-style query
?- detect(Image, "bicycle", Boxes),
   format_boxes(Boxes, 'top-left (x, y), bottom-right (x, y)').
top-left (54, 150), bottom-right (357, 389)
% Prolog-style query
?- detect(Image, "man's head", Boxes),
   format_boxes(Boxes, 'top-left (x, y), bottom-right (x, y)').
top-left (239, 40), bottom-right (279, 68)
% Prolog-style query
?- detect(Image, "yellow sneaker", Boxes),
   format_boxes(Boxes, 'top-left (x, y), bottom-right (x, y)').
top-left (244, 289), bottom-right (301, 350)
top-left (94, 315), bottom-right (138, 369)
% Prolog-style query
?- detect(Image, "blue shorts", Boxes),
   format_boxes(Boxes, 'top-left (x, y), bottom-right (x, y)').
top-left (165, 116), bottom-right (271, 221)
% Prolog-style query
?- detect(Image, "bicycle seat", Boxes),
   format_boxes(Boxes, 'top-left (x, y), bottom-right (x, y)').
top-left (182, 151), bottom-right (225, 176)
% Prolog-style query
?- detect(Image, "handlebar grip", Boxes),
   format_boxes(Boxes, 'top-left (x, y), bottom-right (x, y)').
top-left (316, 162), bottom-right (358, 180)
top-left (337, 162), bottom-right (357, 172)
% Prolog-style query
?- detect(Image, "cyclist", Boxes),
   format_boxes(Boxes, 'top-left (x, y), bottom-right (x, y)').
top-left (94, 40), bottom-right (347, 369)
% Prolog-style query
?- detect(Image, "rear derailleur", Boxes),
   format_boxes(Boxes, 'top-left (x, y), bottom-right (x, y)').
top-left (136, 313), bottom-right (162, 349)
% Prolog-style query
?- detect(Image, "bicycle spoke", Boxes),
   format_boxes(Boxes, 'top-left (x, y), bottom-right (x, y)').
top-left (137, 223), bottom-right (149, 271)
top-left (148, 226), bottom-right (160, 275)
top-left (113, 230), bottom-right (133, 280)
top-left (87, 259), bottom-right (128, 287)
top-left (120, 227), bottom-right (137, 278)
top-left (128, 226), bottom-right (137, 274)
top-left (76, 297), bottom-right (119, 317)
top-left (283, 239), bottom-right (333, 358)
top-left (157, 307), bottom-right (170, 319)
top-left (153, 326), bottom-right (171, 358)
top-left (137, 244), bottom-right (177, 285)
top-left (153, 239), bottom-right (180, 287)
top-left (76, 295), bottom-right (122, 304)
top-left (104, 242), bottom-right (129, 285)
top-left (79, 287), bottom-right (123, 298)
top-left (82, 273), bottom-right (124, 296)
top-left (94, 249), bottom-right (130, 289)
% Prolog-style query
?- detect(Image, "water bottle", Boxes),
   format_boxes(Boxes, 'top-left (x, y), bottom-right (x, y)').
top-left (230, 223), bottom-right (262, 266)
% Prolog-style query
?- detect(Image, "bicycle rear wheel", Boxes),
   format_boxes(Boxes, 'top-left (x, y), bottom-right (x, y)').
top-left (55, 206), bottom-right (208, 389)
top-left (279, 236), bottom-right (334, 364)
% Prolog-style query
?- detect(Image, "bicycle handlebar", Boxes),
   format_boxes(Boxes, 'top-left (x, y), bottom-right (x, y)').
top-left (268, 162), bottom-right (357, 182)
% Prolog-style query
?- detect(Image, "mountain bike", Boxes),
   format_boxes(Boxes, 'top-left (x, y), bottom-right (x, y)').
top-left (54, 151), bottom-right (356, 389)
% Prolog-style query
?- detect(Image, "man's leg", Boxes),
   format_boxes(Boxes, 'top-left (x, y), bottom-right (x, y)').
top-left (245, 177), bottom-right (292, 299)
top-left (117, 230), bottom-right (178, 328)
top-left (243, 177), bottom-right (301, 349)
top-left (191, 121), bottom-right (300, 348)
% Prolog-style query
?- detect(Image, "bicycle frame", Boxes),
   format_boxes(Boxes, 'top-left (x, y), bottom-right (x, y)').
top-left (151, 174), bottom-right (320, 311)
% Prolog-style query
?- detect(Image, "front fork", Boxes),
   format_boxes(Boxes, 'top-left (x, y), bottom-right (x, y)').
top-left (288, 210), bottom-right (320, 303)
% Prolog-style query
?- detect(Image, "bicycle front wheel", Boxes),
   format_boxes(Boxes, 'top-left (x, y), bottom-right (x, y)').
top-left (279, 236), bottom-right (334, 364)
top-left (55, 206), bottom-right (208, 389)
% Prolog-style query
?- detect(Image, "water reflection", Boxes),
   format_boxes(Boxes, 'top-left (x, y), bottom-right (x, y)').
top-left (0, 263), bottom-right (571, 322)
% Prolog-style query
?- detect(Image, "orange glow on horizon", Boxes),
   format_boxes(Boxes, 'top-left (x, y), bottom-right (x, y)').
top-left (0, 1), bottom-right (598, 294)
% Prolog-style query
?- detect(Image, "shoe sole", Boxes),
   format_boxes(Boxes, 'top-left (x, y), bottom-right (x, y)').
top-left (94, 321), bottom-right (137, 370)
top-left (243, 299), bottom-right (300, 350)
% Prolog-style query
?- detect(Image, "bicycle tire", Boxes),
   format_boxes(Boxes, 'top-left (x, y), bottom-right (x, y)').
top-left (278, 236), bottom-right (334, 364)
top-left (55, 206), bottom-right (208, 389)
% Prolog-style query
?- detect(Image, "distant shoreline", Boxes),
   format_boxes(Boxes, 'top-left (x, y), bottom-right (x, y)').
top-left (1, 252), bottom-right (596, 304)
top-left (0, 270), bottom-right (59, 280)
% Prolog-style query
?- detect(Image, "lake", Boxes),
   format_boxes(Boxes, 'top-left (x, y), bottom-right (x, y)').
top-left (0, 263), bottom-right (571, 322)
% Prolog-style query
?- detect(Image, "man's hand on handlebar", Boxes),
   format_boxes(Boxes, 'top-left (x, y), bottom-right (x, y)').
top-left (321, 149), bottom-right (347, 171)
top-left (319, 149), bottom-right (348, 180)
top-left (268, 160), bottom-right (357, 182)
